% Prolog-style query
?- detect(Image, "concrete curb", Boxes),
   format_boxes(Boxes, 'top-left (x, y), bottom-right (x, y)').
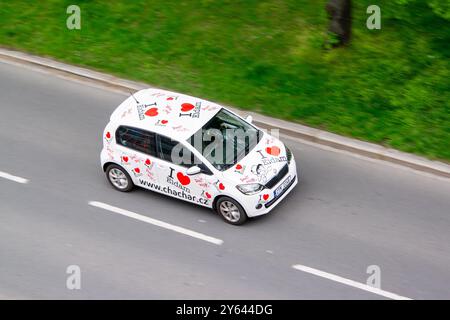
top-left (1, 47), bottom-right (449, 179)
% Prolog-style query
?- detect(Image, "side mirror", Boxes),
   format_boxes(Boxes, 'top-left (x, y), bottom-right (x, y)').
top-left (245, 115), bottom-right (253, 124)
top-left (186, 166), bottom-right (201, 176)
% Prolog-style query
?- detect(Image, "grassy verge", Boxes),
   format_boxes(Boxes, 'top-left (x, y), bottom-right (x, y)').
top-left (1, 0), bottom-right (449, 161)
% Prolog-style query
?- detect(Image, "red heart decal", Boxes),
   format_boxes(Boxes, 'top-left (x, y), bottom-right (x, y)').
top-left (122, 156), bottom-right (129, 163)
top-left (205, 192), bottom-right (212, 199)
top-left (181, 103), bottom-right (195, 112)
top-left (167, 97), bottom-right (174, 101)
top-left (218, 183), bottom-right (225, 190)
top-left (177, 172), bottom-right (191, 186)
top-left (106, 132), bottom-right (111, 139)
top-left (145, 159), bottom-right (151, 165)
top-left (134, 168), bottom-right (140, 174)
top-left (263, 194), bottom-right (269, 201)
top-left (236, 164), bottom-right (242, 170)
top-left (161, 120), bottom-right (168, 124)
top-left (145, 107), bottom-right (158, 117)
top-left (266, 146), bottom-right (281, 156)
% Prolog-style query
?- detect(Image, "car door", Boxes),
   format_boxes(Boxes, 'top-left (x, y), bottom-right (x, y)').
top-left (154, 134), bottom-right (216, 207)
top-left (115, 126), bottom-right (160, 188)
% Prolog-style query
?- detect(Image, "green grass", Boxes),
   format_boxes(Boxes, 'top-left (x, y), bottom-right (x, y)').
top-left (1, 0), bottom-right (449, 161)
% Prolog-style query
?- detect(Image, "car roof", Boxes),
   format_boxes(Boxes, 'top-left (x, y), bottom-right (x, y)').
top-left (110, 88), bottom-right (223, 141)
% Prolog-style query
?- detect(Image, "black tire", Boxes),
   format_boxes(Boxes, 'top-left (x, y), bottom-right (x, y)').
top-left (216, 196), bottom-right (248, 225)
top-left (106, 164), bottom-right (134, 192)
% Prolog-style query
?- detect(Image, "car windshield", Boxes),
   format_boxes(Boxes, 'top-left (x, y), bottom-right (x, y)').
top-left (188, 108), bottom-right (262, 171)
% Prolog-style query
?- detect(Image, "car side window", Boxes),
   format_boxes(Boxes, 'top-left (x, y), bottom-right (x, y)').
top-left (116, 126), bottom-right (156, 156)
top-left (157, 134), bottom-right (205, 170)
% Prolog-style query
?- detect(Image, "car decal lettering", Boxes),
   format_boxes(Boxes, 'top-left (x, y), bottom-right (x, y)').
top-left (150, 92), bottom-right (166, 98)
top-left (136, 102), bottom-right (157, 120)
top-left (240, 175), bottom-right (257, 183)
top-left (155, 119), bottom-right (169, 126)
top-left (201, 104), bottom-right (219, 112)
top-left (262, 156), bottom-right (287, 165)
top-left (162, 105), bottom-right (173, 114)
top-left (128, 154), bottom-right (141, 163)
top-left (256, 149), bottom-right (268, 159)
top-left (120, 107), bottom-right (133, 118)
top-left (255, 193), bottom-right (270, 209)
top-left (145, 168), bottom-right (156, 181)
top-left (106, 146), bottom-right (115, 160)
top-left (171, 125), bottom-right (190, 132)
top-left (139, 179), bottom-right (209, 205)
top-left (179, 102), bottom-right (201, 118)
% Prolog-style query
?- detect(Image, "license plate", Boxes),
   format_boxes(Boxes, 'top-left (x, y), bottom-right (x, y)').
top-left (274, 175), bottom-right (291, 198)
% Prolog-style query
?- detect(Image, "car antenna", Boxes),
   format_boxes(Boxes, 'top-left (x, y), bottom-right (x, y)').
top-left (130, 92), bottom-right (139, 104)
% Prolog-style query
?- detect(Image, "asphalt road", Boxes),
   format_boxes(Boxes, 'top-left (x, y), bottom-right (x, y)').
top-left (1, 60), bottom-right (450, 299)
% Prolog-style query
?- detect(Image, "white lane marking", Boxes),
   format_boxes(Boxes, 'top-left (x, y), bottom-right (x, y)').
top-left (88, 201), bottom-right (223, 245)
top-left (292, 264), bottom-right (412, 300)
top-left (0, 171), bottom-right (29, 184)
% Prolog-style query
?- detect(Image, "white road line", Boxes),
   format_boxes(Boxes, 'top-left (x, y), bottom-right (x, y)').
top-left (0, 171), bottom-right (29, 184)
top-left (292, 264), bottom-right (412, 300)
top-left (88, 201), bottom-right (223, 246)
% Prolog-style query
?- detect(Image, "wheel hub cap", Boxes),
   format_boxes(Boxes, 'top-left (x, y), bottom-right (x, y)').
top-left (219, 201), bottom-right (240, 222)
top-left (109, 168), bottom-right (128, 189)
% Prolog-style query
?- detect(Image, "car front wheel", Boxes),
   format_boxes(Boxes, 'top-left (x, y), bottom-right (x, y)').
top-left (216, 197), bottom-right (248, 225)
top-left (106, 164), bottom-right (134, 192)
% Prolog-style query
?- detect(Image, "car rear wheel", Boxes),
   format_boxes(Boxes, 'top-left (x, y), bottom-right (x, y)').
top-left (106, 164), bottom-right (134, 192)
top-left (216, 197), bottom-right (247, 225)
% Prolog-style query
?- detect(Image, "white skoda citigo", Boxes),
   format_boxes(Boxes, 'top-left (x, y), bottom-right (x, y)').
top-left (101, 88), bottom-right (298, 225)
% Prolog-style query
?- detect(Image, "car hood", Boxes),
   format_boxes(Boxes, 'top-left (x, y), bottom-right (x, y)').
top-left (223, 133), bottom-right (289, 185)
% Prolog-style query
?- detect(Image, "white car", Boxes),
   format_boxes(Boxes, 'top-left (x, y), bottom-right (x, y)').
top-left (100, 88), bottom-right (298, 225)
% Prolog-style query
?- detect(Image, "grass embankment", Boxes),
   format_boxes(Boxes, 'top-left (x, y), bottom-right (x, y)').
top-left (1, 0), bottom-right (449, 160)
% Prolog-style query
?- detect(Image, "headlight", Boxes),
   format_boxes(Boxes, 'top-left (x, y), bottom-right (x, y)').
top-left (236, 183), bottom-right (265, 195)
top-left (285, 145), bottom-right (292, 164)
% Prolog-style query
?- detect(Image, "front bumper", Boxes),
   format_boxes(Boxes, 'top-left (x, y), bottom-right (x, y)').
top-left (243, 157), bottom-right (298, 218)
top-left (263, 175), bottom-right (297, 208)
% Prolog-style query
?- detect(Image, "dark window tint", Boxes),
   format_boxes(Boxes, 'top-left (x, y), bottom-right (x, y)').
top-left (116, 126), bottom-right (156, 156)
top-left (157, 135), bottom-right (198, 168)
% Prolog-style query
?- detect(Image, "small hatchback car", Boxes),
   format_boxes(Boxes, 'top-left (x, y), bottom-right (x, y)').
top-left (101, 88), bottom-right (298, 225)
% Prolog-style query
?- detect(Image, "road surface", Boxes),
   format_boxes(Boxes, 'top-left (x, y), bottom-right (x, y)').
top-left (0, 60), bottom-right (449, 299)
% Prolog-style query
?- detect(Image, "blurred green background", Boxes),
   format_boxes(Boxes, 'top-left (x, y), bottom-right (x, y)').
top-left (1, 0), bottom-right (449, 160)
